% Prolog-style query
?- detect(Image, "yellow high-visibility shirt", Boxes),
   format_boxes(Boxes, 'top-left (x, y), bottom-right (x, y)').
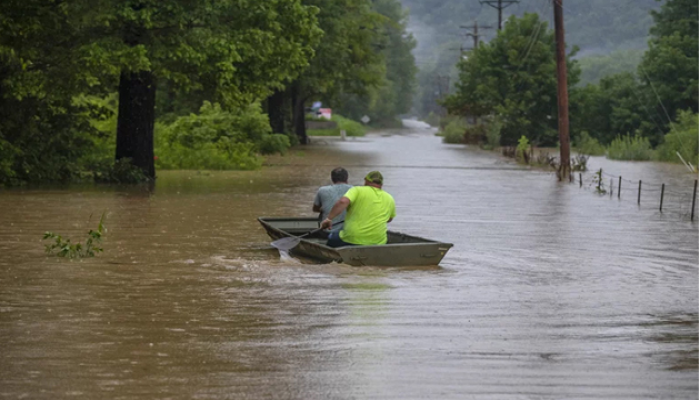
top-left (340, 186), bottom-right (396, 245)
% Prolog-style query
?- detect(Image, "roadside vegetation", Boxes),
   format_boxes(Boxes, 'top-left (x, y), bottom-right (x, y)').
top-left (0, 0), bottom-right (416, 186)
top-left (437, 0), bottom-right (697, 168)
top-left (307, 115), bottom-right (368, 137)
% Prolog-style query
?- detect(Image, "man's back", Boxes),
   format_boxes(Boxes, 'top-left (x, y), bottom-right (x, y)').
top-left (314, 184), bottom-right (352, 230)
top-left (340, 186), bottom-right (396, 245)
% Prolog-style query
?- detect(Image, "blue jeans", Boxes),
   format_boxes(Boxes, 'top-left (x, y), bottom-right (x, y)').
top-left (326, 231), bottom-right (357, 248)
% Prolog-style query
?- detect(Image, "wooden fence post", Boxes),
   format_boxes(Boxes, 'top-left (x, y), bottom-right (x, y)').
top-left (692, 180), bottom-right (698, 221)
top-left (638, 180), bottom-right (642, 205)
top-left (618, 176), bottom-right (621, 199)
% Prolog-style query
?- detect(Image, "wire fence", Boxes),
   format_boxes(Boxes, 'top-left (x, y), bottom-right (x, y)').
top-left (572, 168), bottom-right (698, 221)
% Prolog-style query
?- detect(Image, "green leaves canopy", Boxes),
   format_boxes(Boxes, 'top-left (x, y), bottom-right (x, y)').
top-left (444, 13), bottom-right (580, 146)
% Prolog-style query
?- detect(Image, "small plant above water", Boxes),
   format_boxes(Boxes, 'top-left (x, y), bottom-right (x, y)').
top-left (44, 213), bottom-right (106, 258)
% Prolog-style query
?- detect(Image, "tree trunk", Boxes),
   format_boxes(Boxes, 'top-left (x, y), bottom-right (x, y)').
top-left (115, 70), bottom-right (156, 179)
top-left (290, 82), bottom-right (308, 144)
top-left (267, 89), bottom-right (287, 134)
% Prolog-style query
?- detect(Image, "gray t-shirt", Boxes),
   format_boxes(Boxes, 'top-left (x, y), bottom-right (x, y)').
top-left (314, 183), bottom-right (352, 231)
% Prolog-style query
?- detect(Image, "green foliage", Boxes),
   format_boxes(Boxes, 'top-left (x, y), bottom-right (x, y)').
top-left (424, 112), bottom-right (440, 127)
top-left (655, 111), bottom-right (699, 166)
top-left (577, 49), bottom-right (645, 86)
top-left (572, 0), bottom-right (698, 148)
top-left (483, 117), bottom-right (503, 150)
top-left (307, 128), bottom-right (340, 137)
top-left (259, 134), bottom-right (292, 155)
top-left (444, 13), bottom-right (580, 146)
top-left (94, 158), bottom-right (150, 184)
top-left (44, 213), bottom-right (106, 259)
top-left (441, 117), bottom-right (468, 144)
top-left (0, 0), bottom-right (322, 185)
top-left (334, 0), bottom-right (417, 126)
top-left (516, 136), bottom-right (531, 161)
top-left (333, 115), bottom-right (366, 137)
top-left (573, 131), bottom-right (606, 156)
top-left (638, 0), bottom-right (699, 130)
top-left (155, 102), bottom-right (274, 170)
top-left (607, 135), bottom-right (654, 161)
top-left (593, 169), bottom-right (607, 194)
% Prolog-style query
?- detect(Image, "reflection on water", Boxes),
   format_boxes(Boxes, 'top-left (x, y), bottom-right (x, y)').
top-left (0, 126), bottom-right (697, 399)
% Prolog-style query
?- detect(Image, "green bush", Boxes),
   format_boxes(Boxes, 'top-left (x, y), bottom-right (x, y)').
top-left (258, 134), bottom-right (291, 155)
top-left (93, 158), bottom-right (150, 183)
top-left (656, 111), bottom-right (699, 166)
top-left (441, 117), bottom-right (468, 144)
top-left (483, 116), bottom-right (503, 150)
top-left (424, 112), bottom-right (440, 127)
top-left (332, 115), bottom-right (366, 136)
top-left (574, 131), bottom-right (606, 156)
top-left (463, 123), bottom-right (487, 144)
top-left (155, 102), bottom-right (281, 170)
top-left (516, 135), bottom-right (530, 161)
top-left (607, 134), bottom-right (654, 161)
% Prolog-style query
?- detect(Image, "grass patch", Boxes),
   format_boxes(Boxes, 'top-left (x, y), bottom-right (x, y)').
top-left (307, 128), bottom-right (340, 136)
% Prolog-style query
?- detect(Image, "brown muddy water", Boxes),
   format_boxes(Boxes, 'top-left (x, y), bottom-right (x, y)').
top-left (1, 122), bottom-right (698, 399)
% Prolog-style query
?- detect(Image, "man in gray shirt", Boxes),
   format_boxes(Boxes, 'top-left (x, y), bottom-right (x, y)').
top-left (313, 167), bottom-right (352, 232)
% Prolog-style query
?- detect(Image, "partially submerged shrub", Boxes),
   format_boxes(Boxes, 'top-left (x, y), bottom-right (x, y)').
top-left (482, 117), bottom-right (503, 150)
top-left (607, 134), bottom-right (654, 161)
top-left (656, 110), bottom-right (698, 167)
top-left (441, 117), bottom-right (468, 144)
top-left (574, 131), bottom-right (606, 156)
top-left (93, 158), bottom-right (150, 183)
top-left (44, 213), bottom-right (106, 258)
top-left (516, 135), bottom-right (530, 162)
top-left (332, 115), bottom-right (366, 137)
top-left (155, 102), bottom-right (278, 170)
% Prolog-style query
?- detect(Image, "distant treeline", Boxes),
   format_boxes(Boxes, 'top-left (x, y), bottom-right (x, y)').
top-left (0, 0), bottom-right (416, 185)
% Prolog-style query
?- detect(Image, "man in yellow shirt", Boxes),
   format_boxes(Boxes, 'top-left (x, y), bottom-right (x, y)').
top-left (320, 171), bottom-right (396, 247)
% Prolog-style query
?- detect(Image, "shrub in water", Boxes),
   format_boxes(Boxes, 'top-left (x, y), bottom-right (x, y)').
top-left (607, 134), bottom-right (654, 161)
top-left (483, 117), bottom-right (503, 150)
top-left (332, 115), bottom-right (366, 137)
top-left (516, 135), bottom-right (530, 162)
top-left (44, 213), bottom-right (106, 258)
top-left (155, 102), bottom-right (282, 170)
top-left (656, 110), bottom-right (698, 167)
top-left (441, 117), bottom-right (468, 144)
top-left (574, 131), bottom-right (606, 156)
top-left (258, 134), bottom-right (291, 155)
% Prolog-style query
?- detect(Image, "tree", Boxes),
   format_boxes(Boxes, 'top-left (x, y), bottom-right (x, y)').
top-left (73, 0), bottom-right (321, 178)
top-left (444, 13), bottom-right (580, 146)
top-left (638, 0), bottom-right (699, 129)
top-left (267, 0), bottom-right (385, 143)
top-left (335, 0), bottom-right (417, 126)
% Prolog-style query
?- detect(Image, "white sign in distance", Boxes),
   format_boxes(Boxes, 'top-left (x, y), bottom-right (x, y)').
top-left (361, 115), bottom-right (370, 124)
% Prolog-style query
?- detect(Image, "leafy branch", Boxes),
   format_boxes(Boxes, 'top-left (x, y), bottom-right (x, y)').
top-left (43, 213), bottom-right (106, 258)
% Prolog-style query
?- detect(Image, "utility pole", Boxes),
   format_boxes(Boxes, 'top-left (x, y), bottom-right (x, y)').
top-left (460, 22), bottom-right (493, 49)
top-left (553, 0), bottom-right (570, 180)
top-left (479, 0), bottom-right (519, 30)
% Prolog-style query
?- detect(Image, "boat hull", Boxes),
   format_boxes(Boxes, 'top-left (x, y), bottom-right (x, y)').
top-left (259, 217), bottom-right (453, 267)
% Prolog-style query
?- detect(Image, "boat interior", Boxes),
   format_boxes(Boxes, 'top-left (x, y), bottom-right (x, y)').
top-left (264, 218), bottom-right (439, 245)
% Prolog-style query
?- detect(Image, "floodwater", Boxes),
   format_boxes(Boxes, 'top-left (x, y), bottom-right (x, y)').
top-left (1, 121), bottom-right (697, 399)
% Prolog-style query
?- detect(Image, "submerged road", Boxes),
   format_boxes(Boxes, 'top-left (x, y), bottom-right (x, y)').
top-left (0, 122), bottom-right (697, 399)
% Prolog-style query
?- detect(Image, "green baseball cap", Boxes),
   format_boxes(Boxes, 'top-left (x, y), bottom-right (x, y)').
top-left (364, 171), bottom-right (383, 185)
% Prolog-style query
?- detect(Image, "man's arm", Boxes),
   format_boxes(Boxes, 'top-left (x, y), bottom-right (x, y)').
top-left (320, 197), bottom-right (350, 229)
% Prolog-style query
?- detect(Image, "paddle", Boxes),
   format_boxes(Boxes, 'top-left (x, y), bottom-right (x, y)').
top-left (271, 220), bottom-right (344, 251)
